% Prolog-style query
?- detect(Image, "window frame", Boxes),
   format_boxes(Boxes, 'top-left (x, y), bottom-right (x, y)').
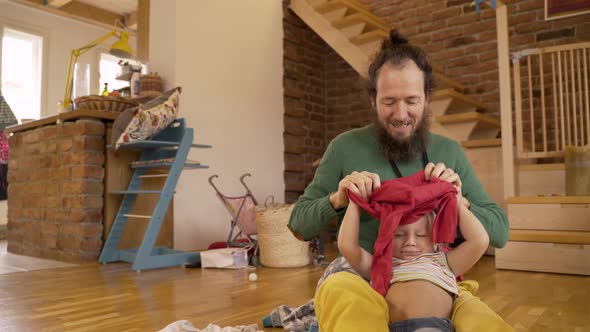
top-left (0, 19), bottom-right (48, 120)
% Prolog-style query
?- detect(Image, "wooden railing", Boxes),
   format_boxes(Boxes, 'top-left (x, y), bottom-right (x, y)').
top-left (512, 42), bottom-right (590, 159)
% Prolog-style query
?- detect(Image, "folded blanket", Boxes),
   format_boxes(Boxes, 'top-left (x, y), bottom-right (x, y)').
top-left (262, 299), bottom-right (318, 332)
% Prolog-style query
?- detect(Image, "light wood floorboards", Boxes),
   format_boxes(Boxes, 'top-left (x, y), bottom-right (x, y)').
top-left (0, 254), bottom-right (588, 331)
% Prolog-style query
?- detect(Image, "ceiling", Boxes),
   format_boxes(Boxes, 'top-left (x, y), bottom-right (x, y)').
top-left (11, 0), bottom-right (140, 30)
top-left (76, 0), bottom-right (137, 16)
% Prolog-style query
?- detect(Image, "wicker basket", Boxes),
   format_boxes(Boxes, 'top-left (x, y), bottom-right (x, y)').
top-left (255, 203), bottom-right (311, 268)
top-left (74, 95), bottom-right (139, 112)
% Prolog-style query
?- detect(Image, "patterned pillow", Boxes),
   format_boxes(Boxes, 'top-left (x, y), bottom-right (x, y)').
top-left (114, 87), bottom-right (181, 149)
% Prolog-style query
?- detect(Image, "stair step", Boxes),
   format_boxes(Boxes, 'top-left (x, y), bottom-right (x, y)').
top-left (434, 73), bottom-right (464, 92)
top-left (350, 31), bottom-right (447, 75)
top-left (349, 29), bottom-right (388, 45)
top-left (461, 138), bottom-right (502, 148)
top-left (340, 22), bottom-right (367, 38)
top-left (432, 88), bottom-right (486, 113)
top-left (309, 0), bottom-right (329, 7)
top-left (509, 230), bottom-right (590, 244)
top-left (314, 0), bottom-right (347, 14)
top-left (434, 111), bottom-right (500, 141)
top-left (314, 0), bottom-right (374, 18)
top-left (436, 112), bottom-right (500, 128)
top-left (518, 163), bottom-right (564, 172)
top-left (507, 196), bottom-right (590, 204)
top-left (111, 190), bottom-right (163, 195)
top-left (332, 12), bottom-right (389, 32)
top-left (323, 7), bottom-right (347, 21)
top-left (290, 0), bottom-right (371, 76)
top-left (359, 40), bottom-right (381, 57)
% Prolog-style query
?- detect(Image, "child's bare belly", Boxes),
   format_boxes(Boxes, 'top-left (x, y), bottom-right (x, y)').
top-left (385, 280), bottom-right (453, 323)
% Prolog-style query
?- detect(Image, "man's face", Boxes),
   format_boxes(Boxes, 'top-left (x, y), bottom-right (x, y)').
top-left (373, 61), bottom-right (427, 143)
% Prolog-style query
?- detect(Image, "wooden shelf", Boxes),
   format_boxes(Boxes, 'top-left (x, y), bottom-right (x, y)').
top-left (5, 109), bottom-right (120, 134)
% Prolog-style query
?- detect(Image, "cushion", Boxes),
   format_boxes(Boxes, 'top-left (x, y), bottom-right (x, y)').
top-left (113, 87), bottom-right (182, 149)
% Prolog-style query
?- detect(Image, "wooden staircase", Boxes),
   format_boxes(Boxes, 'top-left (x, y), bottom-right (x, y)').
top-left (289, 0), bottom-right (501, 145)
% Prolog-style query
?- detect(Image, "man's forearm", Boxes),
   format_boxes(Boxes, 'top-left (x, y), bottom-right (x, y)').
top-left (469, 203), bottom-right (509, 248)
top-left (288, 194), bottom-right (340, 241)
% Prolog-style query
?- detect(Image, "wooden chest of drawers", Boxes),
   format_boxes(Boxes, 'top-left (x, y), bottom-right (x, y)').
top-left (496, 197), bottom-right (590, 276)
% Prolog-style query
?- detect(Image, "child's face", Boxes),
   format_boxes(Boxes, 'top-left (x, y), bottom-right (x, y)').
top-left (392, 214), bottom-right (435, 260)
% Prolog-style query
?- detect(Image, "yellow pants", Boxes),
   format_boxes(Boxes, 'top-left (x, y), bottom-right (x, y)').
top-left (315, 272), bottom-right (514, 332)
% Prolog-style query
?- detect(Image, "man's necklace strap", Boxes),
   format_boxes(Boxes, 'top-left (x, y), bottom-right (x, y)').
top-left (389, 151), bottom-right (429, 178)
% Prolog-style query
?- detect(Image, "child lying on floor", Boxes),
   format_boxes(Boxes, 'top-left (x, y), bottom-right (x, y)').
top-left (338, 180), bottom-right (489, 332)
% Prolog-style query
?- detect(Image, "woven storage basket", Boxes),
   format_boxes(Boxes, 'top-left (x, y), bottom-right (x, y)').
top-left (74, 95), bottom-right (139, 112)
top-left (256, 203), bottom-right (311, 268)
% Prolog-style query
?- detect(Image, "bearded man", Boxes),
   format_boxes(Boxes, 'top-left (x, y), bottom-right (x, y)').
top-left (287, 30), bottom-right (510, 332)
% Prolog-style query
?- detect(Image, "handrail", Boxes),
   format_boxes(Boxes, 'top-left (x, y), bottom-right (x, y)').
top-left (512, 41), bottom-right (590, 159)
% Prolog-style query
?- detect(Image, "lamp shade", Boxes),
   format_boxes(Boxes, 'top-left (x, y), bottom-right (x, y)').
top-left (110, 31), bottom-right (133, 59)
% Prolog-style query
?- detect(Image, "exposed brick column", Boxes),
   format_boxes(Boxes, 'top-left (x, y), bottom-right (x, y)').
top-left (283, 0), bottom-right (329, 203)
top-left (7, 119), bottom-right (105, 262)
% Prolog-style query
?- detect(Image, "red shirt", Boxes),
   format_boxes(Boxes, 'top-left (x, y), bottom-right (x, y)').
top-left (347, 171), bottom-right (458, 296)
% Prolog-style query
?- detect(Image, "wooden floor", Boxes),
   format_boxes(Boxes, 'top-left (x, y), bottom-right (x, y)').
top-left (0, 254), bottom-right (588, 331)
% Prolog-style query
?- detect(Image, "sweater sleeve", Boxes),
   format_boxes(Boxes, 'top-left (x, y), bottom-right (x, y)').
top-left (288, 138), bottom-right (344, 241)
top-left (452, 141), bottom-right (509, 248)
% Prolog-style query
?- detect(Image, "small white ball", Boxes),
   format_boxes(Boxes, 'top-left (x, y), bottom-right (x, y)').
top-left (248, 272), bottom-right (258, 281)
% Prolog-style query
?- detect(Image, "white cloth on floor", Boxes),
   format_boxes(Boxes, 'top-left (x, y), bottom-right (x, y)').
top-left (158, 320), bottom-right (262, 332)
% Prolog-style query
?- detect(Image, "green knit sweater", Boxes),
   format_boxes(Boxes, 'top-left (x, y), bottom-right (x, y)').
top-left (288, 124), bottom-right (509, 253)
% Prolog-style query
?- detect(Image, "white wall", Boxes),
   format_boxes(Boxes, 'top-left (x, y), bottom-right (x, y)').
top-left (150, 0), bottom-right (285, 250)
top-left (0, 1), bottom-right (136, 118)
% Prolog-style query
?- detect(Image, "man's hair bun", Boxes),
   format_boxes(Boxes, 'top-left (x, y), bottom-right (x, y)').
top-left (389, 30), bottom-right (409, 46)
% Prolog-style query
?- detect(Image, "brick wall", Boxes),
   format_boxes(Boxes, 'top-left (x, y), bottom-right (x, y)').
top-left (325, 51), bottom-right (374, 143)
top-left (283, 0), bottom-right (590, 201)
top-left (358, 0), bottom-right (590, 115)
top-left (7, 119), bottom-right (105, 262)
top-left (283, 0), bottom-right (330, 202)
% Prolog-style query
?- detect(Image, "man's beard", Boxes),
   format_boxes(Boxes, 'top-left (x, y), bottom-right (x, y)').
top-left (375, 107), bottom-right (431, 162)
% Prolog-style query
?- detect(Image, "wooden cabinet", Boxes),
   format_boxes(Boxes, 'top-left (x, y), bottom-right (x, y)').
top-left (496, 197), bottom-right (590, 276)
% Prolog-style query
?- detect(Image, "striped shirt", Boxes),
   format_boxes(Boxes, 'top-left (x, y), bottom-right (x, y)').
top-left (390, 252), bottom-right (459, 296)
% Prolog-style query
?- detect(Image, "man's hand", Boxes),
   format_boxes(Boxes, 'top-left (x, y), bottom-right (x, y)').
top-left (424, 162), bottom-right (470, 209)
top-left (329, 171), bottom-right (381, 210)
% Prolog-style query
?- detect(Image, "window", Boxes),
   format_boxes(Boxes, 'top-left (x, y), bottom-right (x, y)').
top-left (1, 27), bottom-right (43, 122)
